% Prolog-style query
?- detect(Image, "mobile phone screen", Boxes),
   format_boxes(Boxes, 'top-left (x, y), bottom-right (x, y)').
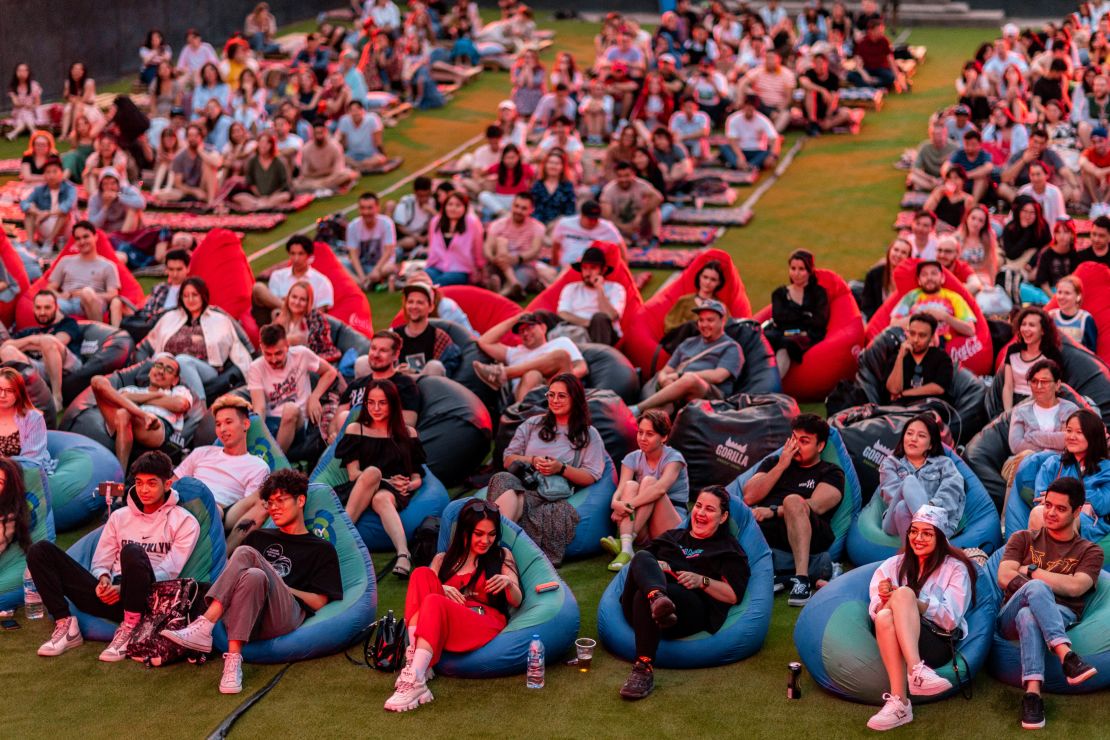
top-left (1, 619), bottom-right (20, 630)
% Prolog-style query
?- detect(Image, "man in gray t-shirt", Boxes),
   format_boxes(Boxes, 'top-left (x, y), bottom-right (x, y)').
top-left (46, 220), bottom-right (121, 320)
top-left (630, 299), bottom-right (743, 416)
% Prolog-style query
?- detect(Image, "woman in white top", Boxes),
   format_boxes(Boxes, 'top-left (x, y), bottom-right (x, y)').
top-left (1016, 160), bottom-right (1066, 226)
top-left (1008, 359), bottom-right (1080, 455)
top-left (1003, 307), bottom-right (1064, 412)
top-left (144, 277), bottom-right (253, 403)
top-left (865, 505), bottom-right (976, 731)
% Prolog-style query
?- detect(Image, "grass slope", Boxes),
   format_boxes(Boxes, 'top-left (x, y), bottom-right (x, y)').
top-left (5, 20), bottom-right (1110, 740)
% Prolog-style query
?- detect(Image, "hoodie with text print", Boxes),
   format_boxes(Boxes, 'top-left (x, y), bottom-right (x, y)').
top-left (91, 488), bottom-right (200, 582)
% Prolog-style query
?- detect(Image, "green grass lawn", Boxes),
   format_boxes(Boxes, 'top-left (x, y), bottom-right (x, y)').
top-left (5, 18), bottom-right (1110, 740)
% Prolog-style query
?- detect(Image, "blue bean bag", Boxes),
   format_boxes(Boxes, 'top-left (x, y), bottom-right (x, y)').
top-left (726, 427), bottom-right (862, 563)
top-left (430, 496), bottom-right (579, 677)
top-left (213, 482), bottom-right (378, 663)
top-left (67, 477), bottom-right (227, 640)
top-left (1002, 450), bottom-right (1110, 571)
top-left (596, 492), bottom-right (773, 668)
top-left (794, 560), bottom-right (1001, 704)
top-left (984, 548), bottom-right (1110, 692)
top-left (309, 412), bottom-right (450, 551)
top-left (846, 449), bottom-right (1002, 566)
top-left (478, 454), bottom-right (618, 560)
top-left (0, 463), bottom-right (54, 612)
top-left (44, 431), bottom-right (122, 532)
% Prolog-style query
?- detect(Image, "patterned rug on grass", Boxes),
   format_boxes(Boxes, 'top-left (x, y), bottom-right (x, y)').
top-left (690, 167), bottom-right (760, 185)
top-left (899, 191), bottom-right (928, 209)
top-left (144, 191), bottom-right (316, 213)
top-left (660, 225), bottom-right (725, 245)
top-left (627, 246), bottom-right (704, 269)
top-left (142, 211), bottom-right (286, 232)
top-left (0, 159), bottom-right (19, 175)
top-left (363, 156), bottom-right (404, 175)
top-left (670, 206), bottom-right (753, 226)
top-left (673, 187), bottom-right (738, 207)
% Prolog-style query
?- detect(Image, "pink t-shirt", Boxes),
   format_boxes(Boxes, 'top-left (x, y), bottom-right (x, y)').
top-left (487, 214), bottom-right (545, 256)
top-left (426, 213), bottom-right (487, 277)
top-left (245, 345), bottom-right (326, 417)
top-left (486, 162), bottom-right (535, 195)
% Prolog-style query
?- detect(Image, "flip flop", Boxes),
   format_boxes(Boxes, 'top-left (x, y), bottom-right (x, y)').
top-left (393, 553), bottom-right (413, 579)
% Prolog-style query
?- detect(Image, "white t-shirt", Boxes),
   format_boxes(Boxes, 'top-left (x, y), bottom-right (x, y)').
top-left (557, 281), bottom-right (627, 335)
top-left (337, 113), bottom-right (384, 156)
top-left (345, 216), bottom-right (397, 268)
top-left (246, 346), bottom-right (327, 417)
top-left (1032, 402), bottom-right (1058, 432)
top-left (119, 384), bottom-right (192, 432)
top-left (551, 216), bottom-right (624, 267)
top-left (268, 266), bottom-right (335, 309)
top-left (505, 336), bottom-right (583, 390)
top-left (174, 445), bottom-right (272, 508)
top-left (724, 110), bottom-right (778, 151)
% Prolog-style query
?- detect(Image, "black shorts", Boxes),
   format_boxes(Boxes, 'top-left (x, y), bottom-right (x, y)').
top-left (758, 508), bottom-right (835, 554)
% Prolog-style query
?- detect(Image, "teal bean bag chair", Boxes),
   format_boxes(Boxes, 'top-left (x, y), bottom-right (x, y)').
top-left (477, 454), bottom-right (618, 560)
top-left (596, 491), bottom-right (773, 668)
top-left (213, 482), bottom-right (378, 663)
top-left (0, 463), bottom-right (54, 611)
top-left (794, 560), bottom-right (1001, 704)
top-left (430, 496), bottom-right (579, 677)
top-left (45, 431), bottom-right (122, 532)
top-left (66, 477), bottom-right (227, 640)
top-left (236, 414), bottom-right (291, 471)
top-left (309, 409), bottom-right (450, 552)
top-left (726, 427), bottom-right (862, 564)
top-left (984, 549), bottom-right (1110, 692)
top-left (846, 449), bottom-right (1002, 566)
top-left (1002, 450), bottom-right (1110, 571)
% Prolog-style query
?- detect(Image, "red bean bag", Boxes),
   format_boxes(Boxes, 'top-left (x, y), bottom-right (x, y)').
top-left (525, 241), bottom-right (644, 347)
top-left (622, 249), bottom-right (752, 378)
top-left (0, 231), bottom-right (31, 327)
top-left (390, 285), bottom-right (524, 345)
top-left (753, 269), bottom-right (865, 402)
top-left (1045, 262), bottom-right (1110, 364)
top-left (307, 242), bottom-right (373, 337)
top-left (188, 229), bottom-right (260, 347)
top-left (15, 229), bottom-right (145, 329)
top-left (865, 259), bottom-right (993, 376)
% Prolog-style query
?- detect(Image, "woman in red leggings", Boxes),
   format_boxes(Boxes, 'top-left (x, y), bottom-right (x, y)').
top-left (385, 499), bottom-right (522, 712)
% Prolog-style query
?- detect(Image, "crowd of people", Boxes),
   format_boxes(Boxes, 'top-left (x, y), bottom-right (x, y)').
top-left (1, 2), bottom-right (1109, 734)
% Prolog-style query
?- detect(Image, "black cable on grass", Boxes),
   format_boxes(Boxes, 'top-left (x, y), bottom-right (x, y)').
top-left (207, 662), bottom-right (293, 740)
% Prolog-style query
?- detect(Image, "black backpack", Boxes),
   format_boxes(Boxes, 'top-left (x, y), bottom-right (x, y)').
top-left (409, 516), bottom-right (441, 568)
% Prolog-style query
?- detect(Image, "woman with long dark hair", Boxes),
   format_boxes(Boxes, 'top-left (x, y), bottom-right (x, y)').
top-left (1030, 408), bottom-right (1110, 539)
top-left (231, 131), bottom-right (292, 211)
top-left (878, 414), bottom-right (965, 538)
top-left (335, 379), bottom-right (425, 576)
top-left (663, 259), bottom-right (728, 338)
top-left (385, 498), bottom-right (522, 712)
top-left (1000, 195), bottom-right (1052, 300)
top-left (107, 95), bottom-right (153, 173)
top-left (7, 63), bottom-right (43, 140)
top-left (425, 191), bottom-right (486, 286)
top-left (62, 62), bottom-right (96, 139)
top-left (865, 505), bottom-right (976, 730)
top-left (765, 249), bottom-right (830, 379)
top-left (1003, 306), bottom-right (1063, 412)
top-left (861, 238), bottom-right (912, 320)
top-left (479, 143), bottom-right (535, 218)
top-left (139, 30), bottom-right (173, 86)
top-left (529, 148), bottom-right (577, 225)
top-left (490, 373), bottom-right (605, 565)
top-left (191, 63), bottom-right (230, 115)
top-left (0, 457), bottom-right (31, 560)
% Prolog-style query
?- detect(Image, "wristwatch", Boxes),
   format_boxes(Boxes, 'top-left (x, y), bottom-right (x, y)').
top-left (769, 505), bottom-right (780, 518)
top-left (701, 575), bottom-right (710, 589)
top-left (1027, 564), bottom-right (1039, 577)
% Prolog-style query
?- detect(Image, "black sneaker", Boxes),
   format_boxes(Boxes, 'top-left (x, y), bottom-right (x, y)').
top-left (1062, 651), bottom-right (1098, 686)
top-left (1021, 692), bottom-right (1045, 730)
top-left (773, 575), bottom-right (792, 594)
top-left (648, 591), bottom-right (678, 628)
top-left (788, 576), bottom-right (812, 607)
top-left (619, 660), bottom-right (654, 701)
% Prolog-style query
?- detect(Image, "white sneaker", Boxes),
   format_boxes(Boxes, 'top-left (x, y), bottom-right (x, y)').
top-left (99, 624), bottom-right (135, 662)
top-left (160, 617), bottom-right (214, 653)
top-left (37, 617), bottom-right (83, 657)
top-left (220, 652), bottom-right (243, 694)
top-left (395, 645), bottom-right (433, 687)
top-left (867, 693), bottom-right (913, 731)
top-left (384, 677), bottom-right (433, 712)
top-left (908, 660), bottom-right (953, 697)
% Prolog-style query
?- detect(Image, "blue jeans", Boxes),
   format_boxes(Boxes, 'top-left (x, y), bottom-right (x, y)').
top-left (424, 267), bottom-right (470, 286)
top-left (720, 146), bottom-right (770, 170)
top-left (250, 32), bottom-right (281, 55)
top-left (847, 67), bottom-right (896, 89)
top-left (997, 579), bottom-right (1077, 682)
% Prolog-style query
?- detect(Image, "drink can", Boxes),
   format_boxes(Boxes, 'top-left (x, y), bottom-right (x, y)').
top-left (787, 662), bottom-right (802, 699)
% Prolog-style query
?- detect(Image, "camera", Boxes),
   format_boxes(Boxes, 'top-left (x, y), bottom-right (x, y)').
top-left (507, 460), bottom-right (542, 491)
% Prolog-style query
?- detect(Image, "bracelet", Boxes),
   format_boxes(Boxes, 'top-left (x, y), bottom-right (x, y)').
top-left (559, 462), bottom-right (566, 475)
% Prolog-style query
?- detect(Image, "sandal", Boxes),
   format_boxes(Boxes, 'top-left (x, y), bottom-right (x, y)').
top-left (393, 553), bottom-right (413, 579)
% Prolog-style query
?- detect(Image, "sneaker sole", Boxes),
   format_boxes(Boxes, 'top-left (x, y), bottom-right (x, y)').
top-left (98, 651), bottom-right (128, 663)
top-left (471, 363), bottom-right (502, 391)
top-left (787, 596), bottom-right (810, 607)
top-left (38, 638), bottom-right (83, 657)
top-left (607, 562), bottom-right (627, 572)
top-left (599, 538), bottom-right (620, 557)
top-left (385, 690), bottom-right (434, 712)
top-left (160, 631), bottom-right (213, 653)
top-left (1021, 718), bottom-right (1045, 730)
top-left (1066, 666), bottom-right (1097, 685)
top-left (220, 683), bottom-right (243, 695)
top-left (867, 715), bottom-right (912, 731)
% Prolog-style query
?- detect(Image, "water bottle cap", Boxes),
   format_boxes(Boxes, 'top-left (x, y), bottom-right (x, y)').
top-left (532, 634), bottom-right (540, 639)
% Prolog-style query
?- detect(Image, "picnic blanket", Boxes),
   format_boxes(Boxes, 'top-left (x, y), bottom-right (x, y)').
top-left (143, 191), bottom-right (316, 213)
top-left (689, 167), bottom-right (759, 185)
top-left (672, 187), bottom-right (738, 207)
top-left (627, 246), bottom-right (704, 269)
top-left (141, 211), bottom-right (286, 232)
top-left (363, 156), bottom-right (404, 175)
top-left (660, 224), bottom-right (725, 246)
top-left (0, 159), bottom-right (19, 175)
top-left (670, 206), bottom-right (753, 226)
top-left (899, 191), bottom-right (929, 209)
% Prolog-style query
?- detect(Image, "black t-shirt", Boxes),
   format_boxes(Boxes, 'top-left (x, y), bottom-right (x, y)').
top-left (896, 346), bottom-right (953, 401)
top-left (1076, 247), bottom-right (1110, 267)
top-left (339, 371), bottom-right (421, 413)
top-left (399, 325), bottom-right (439, 372)
top-left (755, 456), bottom-right (846, 518)
top-left (1032, 76), bottom-right (1065, 106)
top-left (646, 527), bottom-right (750, 634)
top-left (244, 528), bottom-right (343, 617)
top-left (14, 316), bottom-right (84, 356)
top-left (803, 69), bottom-right (840, 118)
top-left (1034, 248), bottom-right (1077, 288)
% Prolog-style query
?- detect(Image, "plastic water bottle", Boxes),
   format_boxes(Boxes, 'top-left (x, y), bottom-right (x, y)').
top-left (526, 634), bottom-right (545, 689)
top-left (23, 568), bottom-right (43, 620)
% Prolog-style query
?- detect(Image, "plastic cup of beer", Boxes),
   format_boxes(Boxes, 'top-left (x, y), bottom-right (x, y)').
top-left (575, 638), bottom-right (596, 672)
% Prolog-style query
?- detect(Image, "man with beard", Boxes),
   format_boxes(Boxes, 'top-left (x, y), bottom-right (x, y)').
top-left (883, 312), bottom-right (953, 404)
top-left (889, 260), bottom-right (976, 344)
top-left (2, 289), bottom-right (84, 408)
top-left (396, 281), bottom-right (460, 377)
top-left (472, 311), bottom-right (588, 402)
top-left (330, 330), bottom-right (421, 443)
